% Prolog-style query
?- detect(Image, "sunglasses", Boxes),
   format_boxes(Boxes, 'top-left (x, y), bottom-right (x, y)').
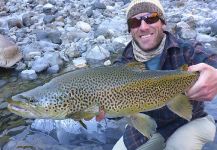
top-left (127, 12), bottom-right (161, 29)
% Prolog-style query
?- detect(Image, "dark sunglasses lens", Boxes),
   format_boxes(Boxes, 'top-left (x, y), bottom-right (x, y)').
top-left (145, 16), bottom-right (160, 24)
top-left (128, 18), bottom-right (141, 28)
top-left (128, 15), bottom-right (160, 29)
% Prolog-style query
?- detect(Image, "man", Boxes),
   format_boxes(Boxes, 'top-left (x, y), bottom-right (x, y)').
top-left (97, 0), bottom-right (217, 149)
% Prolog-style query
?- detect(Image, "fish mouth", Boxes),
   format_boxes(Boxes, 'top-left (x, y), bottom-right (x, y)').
top-left (7, 95), bottom-right (46, 119)
top-left (7, 95), bottom-right (68, 119)
top-left (7, 103), bottom-right (37, 118)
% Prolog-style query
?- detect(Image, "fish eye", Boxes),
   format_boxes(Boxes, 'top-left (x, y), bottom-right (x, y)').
top-left (29, 98), bottom-right (34, 103)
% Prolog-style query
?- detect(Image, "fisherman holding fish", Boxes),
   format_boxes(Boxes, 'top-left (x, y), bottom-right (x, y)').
top-left (7, 0), bottom-right (217, 150)
top-left (97, 0), bottom-right (217, 149)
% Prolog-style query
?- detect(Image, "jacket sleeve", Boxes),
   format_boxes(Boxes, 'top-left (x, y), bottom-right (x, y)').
top-left (184, 41), bottom-right (217, 68)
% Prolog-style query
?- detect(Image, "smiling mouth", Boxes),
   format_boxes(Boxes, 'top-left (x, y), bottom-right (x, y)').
top-left (140, 33), bottom-right (154, 38)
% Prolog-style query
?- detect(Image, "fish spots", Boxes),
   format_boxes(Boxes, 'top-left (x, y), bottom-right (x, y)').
top-left (10, 65), bottom-right (199, 119)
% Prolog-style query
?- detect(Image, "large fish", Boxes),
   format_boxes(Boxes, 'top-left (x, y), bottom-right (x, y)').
top-left (7, 64), bottom-right (199, 138)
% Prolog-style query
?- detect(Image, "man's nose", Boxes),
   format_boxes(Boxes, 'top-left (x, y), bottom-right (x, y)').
top-left (139, 20), bottom-right (150, 30)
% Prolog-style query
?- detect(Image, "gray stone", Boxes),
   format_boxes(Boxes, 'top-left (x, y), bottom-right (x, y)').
top-left (38, 41), bottom-right (60, 52)
top-left (43, 3), bottom-right (57, 15)
top-left (35, 30), bottom-right (49, 41)
top-left (73, 57), bottom-right (87, 68)
top-left (64, 45), bottom-right (81, 58)
top-left (0, 80), bottom-right (7, 88)
top-left (48, 31), bottom-right (62, 44)
top-left (7, 18), bottom-right (23, 29)
top-left (0, 102), bottom-right (8, 109)
top-left (20, 70), bottom-right (38, 80)
top-left (196, 33), bottom-right (217, 43)
top-left (36, 30), bottom-right (62, 44)
top-left (210, 20), bottom-right (217, 36)
top-left (95, 16), bottom-right (127, 38)
top-left (86, 8), bottom-right (93, 18)
top-left (31, 57), bottom-right (49, 72)
top-left (197, 27), bottom-right (212, 35)
top-left (167, 14), bottom-right (182, 23)
top-left (76, 21), bottom-right (91, 33)
top-left (93, 1), bottom-right (106, 9)
top-left (43, 51), bottom-right (63, 66)
top-left (47, 65), bottom-right (60, 74)
top-left (21, 43), bottom-right (41, 61)
top-left (83, 45), bottom-right (110, 60)
top-left (175, 21), bottom-right (197, 39)
top-left (208, 1), bottom-right (217, 10)
top-left (15, 62), bottom-right (26, 71)
top-left (43, 15), bottom-right (55, 24)
top-left (22, 12), bottom-right (35, 27)
top-left (48, 0), bottom-right (56, 5)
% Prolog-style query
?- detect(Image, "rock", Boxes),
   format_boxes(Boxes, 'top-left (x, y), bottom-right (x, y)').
top-left (76, 21), bottom-right (91, 33)
top-left (104, 60), bottom-right (111, 66)
top-left (93, 1), bottom-right (106, 9)
top-left (64, 43), bottom-right (81, 58)
top-left (43, 51), bottom-right (63, 67)
top-left (6, 126), bottom-right (26, 137)
top-left (0, 34), bottom-right (22, 68)
top-left (96, 35), bottom-right (106, 43)
top-left (86, 8), bottom-right (93, 17)
top-left (36, 30), bottom-right (62, 44)
top-left (167, 14), bottom-right (182, 23)
top-left (28, 51), bottom-right (42, 59)
top-left (43, 3), bottom-right (57, 15)
top-left (0, 80), bottom-right (7, 88)
top-left (175, 21), bottom-right (197, 39)
top-left (22, 12), bottom-right (35, 27)
top-left (15, 62), bottom-right (26, 71)
top-left (83, 45), bottom-right (110, 60)
top-left (0, 102), bottom-right (7, 109)
top-left (73, 57), bottom-right (87, 68)
top-left (21, 43), bottom-right (41, 61)
top-left (20, 70), bottom-right (38, 80)
top-left (31, 57), bottom-right (50, 72)
top-left (43, 15), bottom-right (55, 24)
top-left (0, 1), bottom-right (6, 12)
top-left (210, 20), bottom-right (217, 36)
top-left (196, 33), bottom-right (217, 43)
top-left (7, 18), bottom-right (23, 29)
top-left (95, 16), bottom-right (127, 38)
top-left (197, 27), bottom-right (211, 35)
top-left (47, 65), bottom-right (60, 74)
top-left (62, 29), bottom-right (88, 42)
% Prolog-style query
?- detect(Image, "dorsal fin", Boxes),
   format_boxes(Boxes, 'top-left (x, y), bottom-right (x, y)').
top-left (125, 61), bottom-right (147, 72)
top-left (179, 64), bottom-right (188, 71)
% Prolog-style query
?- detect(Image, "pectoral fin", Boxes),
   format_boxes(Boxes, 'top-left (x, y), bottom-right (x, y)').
top-left (167, 94), bottom-right (192, 121)
top-left (67, 104), bottom-right (100, 121)
top-left (126, 113), bottom-right (157, 139)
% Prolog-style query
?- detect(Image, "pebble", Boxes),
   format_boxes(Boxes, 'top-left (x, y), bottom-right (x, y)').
top-left (73, 57), bottom-right (87, 68)
top-left (20, 69), bottom-right (38, 80)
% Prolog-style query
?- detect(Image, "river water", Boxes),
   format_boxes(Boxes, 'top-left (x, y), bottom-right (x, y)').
top-left (0, 68), bottom-right (216, 150)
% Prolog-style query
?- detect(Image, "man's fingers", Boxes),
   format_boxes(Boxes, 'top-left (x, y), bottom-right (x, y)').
top-left (188, 63), bottom-right (207, 72)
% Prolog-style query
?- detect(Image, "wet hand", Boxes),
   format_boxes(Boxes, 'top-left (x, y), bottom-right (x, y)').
top-left (95, 110), bottom-right (105, 122)
top-left (186, 63), bottom-right (217, 101)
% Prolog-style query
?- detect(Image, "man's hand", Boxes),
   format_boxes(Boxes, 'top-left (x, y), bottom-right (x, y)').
top-left (96, 110), bottom-right (105, 122)
top-left (186, 63), bottom-right (217, 101)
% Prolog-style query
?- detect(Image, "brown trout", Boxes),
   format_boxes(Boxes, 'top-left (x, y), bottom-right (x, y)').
top-left (7, 64), bottom-right (199, 138)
